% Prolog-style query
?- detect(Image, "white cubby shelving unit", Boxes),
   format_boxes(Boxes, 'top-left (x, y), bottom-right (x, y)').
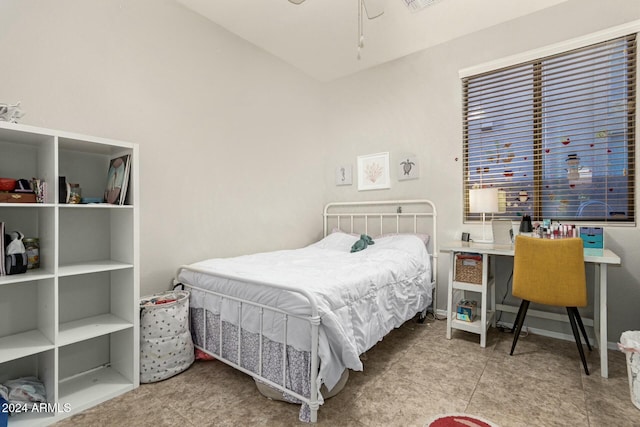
top-left (0, 121), bottom-right (139, 426)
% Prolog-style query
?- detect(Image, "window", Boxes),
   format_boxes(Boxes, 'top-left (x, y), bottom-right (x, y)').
top-left (463, 34), bottom-right (636, 223)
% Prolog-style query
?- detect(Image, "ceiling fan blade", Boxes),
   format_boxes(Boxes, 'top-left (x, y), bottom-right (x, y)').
top-left (363, 0), bottom-right (385, 19)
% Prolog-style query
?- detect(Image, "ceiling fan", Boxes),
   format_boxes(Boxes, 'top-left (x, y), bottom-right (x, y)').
top-left (287, 0), bottom-right (442, 15)
top-left (288, 0), bottom-right (385, 19)
top-left (288, 0), bottom-right (386, 59)
top-left (287, 0), bottom-right (442, 58)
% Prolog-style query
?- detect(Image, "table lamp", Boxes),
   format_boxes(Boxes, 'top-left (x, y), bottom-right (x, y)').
top-left (469, 187), bottom-right (499, 243)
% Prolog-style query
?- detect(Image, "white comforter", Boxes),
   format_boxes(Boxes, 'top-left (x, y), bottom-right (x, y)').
top-left (178, 232), bottom-right (432, 391)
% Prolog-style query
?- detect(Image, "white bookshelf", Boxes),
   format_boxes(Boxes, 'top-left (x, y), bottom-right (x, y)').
top-left (0, 122), bottom-right (139, 425)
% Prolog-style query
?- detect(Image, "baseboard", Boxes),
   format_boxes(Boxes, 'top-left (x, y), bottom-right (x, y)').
top-left (436, 309), bottom-right (618, 351)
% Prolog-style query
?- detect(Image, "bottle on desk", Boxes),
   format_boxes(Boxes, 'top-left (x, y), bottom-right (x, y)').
top-left (537, 222), bottom-right (578, 239)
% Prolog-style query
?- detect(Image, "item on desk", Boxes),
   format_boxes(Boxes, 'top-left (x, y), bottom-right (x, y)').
top-left (491, 219), bottom-right (513, 244)
top-left (456, 300), bottom-right (478, 322)
top-left (519, 215), bottom-right (533, 233)
top-left (542, 223), bottom-right (579, 239)
top-left (580, 226), bottom-right (604, 249)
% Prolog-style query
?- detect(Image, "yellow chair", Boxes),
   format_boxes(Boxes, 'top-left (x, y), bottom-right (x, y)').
top-left (510, 236), bottom-right (592, 374)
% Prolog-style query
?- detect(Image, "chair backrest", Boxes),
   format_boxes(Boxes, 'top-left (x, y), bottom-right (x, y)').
top-left (513, 236), bottom-right (587, 307)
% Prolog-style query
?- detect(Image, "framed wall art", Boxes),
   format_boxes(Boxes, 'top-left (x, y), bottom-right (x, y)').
top-left (398, 155), bottom-right (420, 181)
top-left (357, 152), bottom-right (390, 191)
top-left (335, 165), bottom-right (353, 186)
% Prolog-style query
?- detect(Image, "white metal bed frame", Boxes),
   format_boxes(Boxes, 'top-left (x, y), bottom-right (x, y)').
top-left (176, 199), bottom-right (437, 423)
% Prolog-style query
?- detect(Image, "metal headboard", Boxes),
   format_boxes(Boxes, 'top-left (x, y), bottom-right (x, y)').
top-left (323, 199), bottom-right (438, 313)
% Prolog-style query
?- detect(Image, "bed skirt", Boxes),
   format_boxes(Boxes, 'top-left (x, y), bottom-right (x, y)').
top-left (191, 307), bottom-right (321, 421)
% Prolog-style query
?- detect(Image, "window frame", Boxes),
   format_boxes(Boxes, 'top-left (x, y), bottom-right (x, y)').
top-left (461, 27), bottom-right (638, 225)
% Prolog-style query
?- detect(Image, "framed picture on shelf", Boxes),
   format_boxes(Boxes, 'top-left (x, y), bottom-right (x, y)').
top-left (104, 154), bottom-right (131, 205)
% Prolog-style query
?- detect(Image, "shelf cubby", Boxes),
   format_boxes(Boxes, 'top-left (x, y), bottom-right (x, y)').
top-left (58, 330), bottom-right (135, 413)
top-left (0, 350), bottom-right (56, 426)
top-left (58, 270), bottom-right (135, 346)
top-left (0, 279), bottom-right (55, 364)
top-left (58, 206), bottom-right (133, 267)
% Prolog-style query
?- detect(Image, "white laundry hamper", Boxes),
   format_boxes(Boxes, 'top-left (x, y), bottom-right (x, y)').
top-left (140, 289), bottom-right (194, 383)
top-left (619, 330), bottom-right (640, 410)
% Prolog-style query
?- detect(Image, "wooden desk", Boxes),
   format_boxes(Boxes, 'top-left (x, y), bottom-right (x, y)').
top-left (440, 240), bottom-right (621, 378)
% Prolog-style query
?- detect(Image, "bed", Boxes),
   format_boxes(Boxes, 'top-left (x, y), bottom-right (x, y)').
top-left (175, 199), bottom-right (438, 422)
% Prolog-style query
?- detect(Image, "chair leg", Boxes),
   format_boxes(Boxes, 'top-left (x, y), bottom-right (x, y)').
top-left (510, 300), bottom-right (530, 356)
top-left (567, 307), bottom-right (590, 375)
top-left (510, 299), bottom-right (528, 333)
top-left (570, 307), bottom-right (592, 351)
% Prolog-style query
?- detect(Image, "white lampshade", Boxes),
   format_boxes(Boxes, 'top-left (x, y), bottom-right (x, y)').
top-left (469, 188), bottom-right (499, 214)
top-left (469, 187), bottom-right (499, 243)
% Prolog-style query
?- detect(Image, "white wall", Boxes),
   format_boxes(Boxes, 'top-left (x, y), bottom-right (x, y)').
top-left (1, 0), bottom-right (638, 342)
top-left (0, 0), bottom-right (327, 294)
top-left (322, 0), bottom-right (640, 341)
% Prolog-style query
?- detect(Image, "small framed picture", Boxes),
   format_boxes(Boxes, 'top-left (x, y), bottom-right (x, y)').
top-left (357, 152), bottom-right (390, 191)
top-left (335, 165), bottom-right (353, 186)
top-left (104, 154), bottom-right (131, 205)
top-left (398, 155), bottom-right (419, 181)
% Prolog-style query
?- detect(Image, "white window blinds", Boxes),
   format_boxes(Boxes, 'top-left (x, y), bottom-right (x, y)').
top-left (463, 34), bottom-right (636, 223)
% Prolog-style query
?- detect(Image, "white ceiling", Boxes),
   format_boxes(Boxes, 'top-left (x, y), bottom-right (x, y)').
top-left (176, 0), bottom-right (568, 82)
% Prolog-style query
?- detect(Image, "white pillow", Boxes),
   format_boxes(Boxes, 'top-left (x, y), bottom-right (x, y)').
top-left (331, 227), bottom-right (359, 237)
top-left (310, 232), bottom-right (359, 251)
top-left (376, 232), bottom-right (430, 247)
top-left (368, 233), bottom-right (431, 255)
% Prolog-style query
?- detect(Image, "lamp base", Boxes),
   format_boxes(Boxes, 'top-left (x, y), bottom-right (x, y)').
top-left (473, 214), bottom-right (493, 244)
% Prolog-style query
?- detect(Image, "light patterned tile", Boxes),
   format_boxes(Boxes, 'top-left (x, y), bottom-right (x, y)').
top-left (582, 350), bottom-right (640, 427)
top-left (389, 342), bottom-right (489, 401)
top-left (469, 358), bottom-right (588, 426)
top-left (51, 323), bottom-right (640, 427)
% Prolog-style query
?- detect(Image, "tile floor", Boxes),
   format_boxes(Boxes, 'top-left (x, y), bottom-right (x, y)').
top-left (56, 318), bottom-right (639, 426)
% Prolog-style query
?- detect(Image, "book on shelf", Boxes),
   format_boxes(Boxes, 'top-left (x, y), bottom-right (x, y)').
top-left (0, 221), bottom-right (5, 276)
top-left (104, 154), bottom-right (131, 205)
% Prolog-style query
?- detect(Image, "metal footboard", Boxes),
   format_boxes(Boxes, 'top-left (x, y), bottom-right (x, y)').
top-left (176, 266), bottom-right (323, 423)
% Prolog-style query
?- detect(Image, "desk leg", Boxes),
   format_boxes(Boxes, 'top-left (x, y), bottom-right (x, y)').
top-left (599, 263), bottom-right (608, 378)
top-left (593, 264), bottom-right (601, 365)
top-left (480, 253), bottom-right (488, 348)
top-left (490, 254), bottom-right (496, 328)
top-left (446, 252), bottom-right (454, 340)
